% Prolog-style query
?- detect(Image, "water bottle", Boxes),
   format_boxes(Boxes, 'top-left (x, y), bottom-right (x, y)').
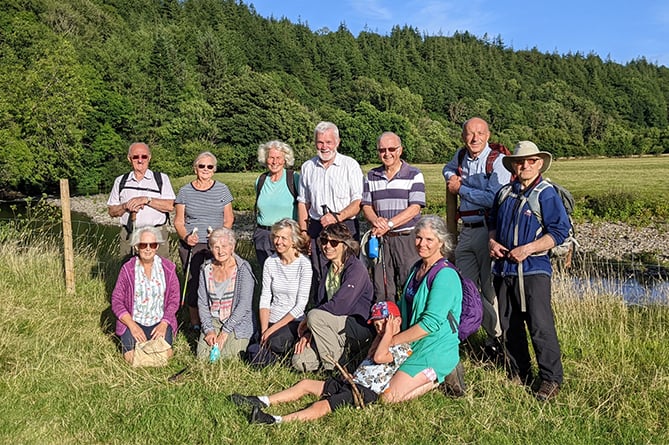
top-left (368, 235), bottom-right (379, 259)
top-left (209, 343), bottom-right (220, 363)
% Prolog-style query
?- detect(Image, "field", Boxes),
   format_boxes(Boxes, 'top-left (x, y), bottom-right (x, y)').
top-left (1, 156), bottom-right (669, 444)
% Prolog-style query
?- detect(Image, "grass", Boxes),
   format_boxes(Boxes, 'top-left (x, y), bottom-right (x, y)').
top-left (1, 232), bottom-right (669, 444)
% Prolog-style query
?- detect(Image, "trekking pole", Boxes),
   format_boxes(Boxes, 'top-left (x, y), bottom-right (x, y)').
top-left (180, 227), bottom-right (198, 307)
top-left (380, 236), bottom-right (389, 300)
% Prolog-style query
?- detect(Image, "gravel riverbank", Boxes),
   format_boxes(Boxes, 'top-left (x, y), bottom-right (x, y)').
top-left (53, 194), bottom-right (669, 264)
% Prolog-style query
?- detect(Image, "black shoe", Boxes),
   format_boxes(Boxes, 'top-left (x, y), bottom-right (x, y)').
top-left (230, 393), bottom-right (267, 409)
top-left (250, 406), bottom-right (276, 424)
top-left (483, 337), bottom-right (503, 362)
top-left (440, 361), bottom-right (466, 397)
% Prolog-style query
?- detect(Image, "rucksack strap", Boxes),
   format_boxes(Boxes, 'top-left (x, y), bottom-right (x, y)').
top-left (254, 169), bottom-right (298, 216)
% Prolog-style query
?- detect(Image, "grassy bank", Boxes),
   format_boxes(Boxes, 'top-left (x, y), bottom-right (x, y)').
top-left (1, 236), bottom-right (668, 444)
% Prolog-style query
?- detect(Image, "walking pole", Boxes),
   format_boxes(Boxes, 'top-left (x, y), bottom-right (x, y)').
top-left (380, 236), bottom-right (389, 300)
top-left (180, 227), bottom-right (198, 307)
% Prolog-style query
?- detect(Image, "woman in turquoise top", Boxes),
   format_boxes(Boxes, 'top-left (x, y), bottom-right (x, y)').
top-left (382, 215), bottom-right (462, 403)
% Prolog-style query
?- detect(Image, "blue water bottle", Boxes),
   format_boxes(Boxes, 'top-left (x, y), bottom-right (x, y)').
top-left (368, 235), bottom-right (379, 259)
top-left (209, 344), bottom-right (220, 363)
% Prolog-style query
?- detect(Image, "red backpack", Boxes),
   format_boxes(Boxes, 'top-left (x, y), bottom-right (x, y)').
top-left (456, 142), bottom-right (511, 178)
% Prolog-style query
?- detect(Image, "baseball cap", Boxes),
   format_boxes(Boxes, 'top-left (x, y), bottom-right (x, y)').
top-left (367, 301), bottom-right (401, 324)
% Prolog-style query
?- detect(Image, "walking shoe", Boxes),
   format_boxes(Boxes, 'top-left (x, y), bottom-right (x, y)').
top-left (250, 406), bottom-right (276, 425)
top-left (535, 380), bottom-right (560, 402)
top-left (483, 337), bottom-right (503, 363)
top-left (440, 361), bottom-right (466, 397)
top-left (230, 393), bottom-right (267, 409)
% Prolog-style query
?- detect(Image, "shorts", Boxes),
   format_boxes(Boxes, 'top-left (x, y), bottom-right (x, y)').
top-left (322, 377), bottom-right (379, 411)
top-left (120, 323), bottom-right (173, 353)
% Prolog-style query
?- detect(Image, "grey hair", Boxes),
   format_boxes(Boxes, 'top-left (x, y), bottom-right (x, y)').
top-left (257, 140), bottom-right (295, 167)
top-left (129, 225), bottom-right (164, 247)
top-left (415, 215), bottom-right (454, 257)
top-left (208, 227), bottom-right (236, 249)
top-left (193, 151), bottom-right (218, 170)
top-left (271, 218), bottom-right (307, 254)
top-left (376, 131), bottom-right (402, 148)
top-left (313, 121), bottom-right (340, 143)
top-left (127, 142), bottom-right (151, 157)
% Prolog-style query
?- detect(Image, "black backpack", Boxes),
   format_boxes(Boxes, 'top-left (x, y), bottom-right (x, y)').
top-left (118, 171), bottom-right (170, 222)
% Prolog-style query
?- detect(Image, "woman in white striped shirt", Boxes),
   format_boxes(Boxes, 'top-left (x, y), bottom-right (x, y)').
top-left (248, 218), bottom-right (312, 366)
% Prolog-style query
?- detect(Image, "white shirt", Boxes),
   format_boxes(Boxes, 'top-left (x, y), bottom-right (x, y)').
top-left (107, 169), bottom-right (176, 227)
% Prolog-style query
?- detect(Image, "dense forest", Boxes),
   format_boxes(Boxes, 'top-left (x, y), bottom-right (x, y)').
top-left (1, 0), bottom-right (669, 197)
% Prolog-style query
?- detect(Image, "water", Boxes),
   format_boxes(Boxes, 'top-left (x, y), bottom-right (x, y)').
top-left (571, 276), bottom-right (669, 305)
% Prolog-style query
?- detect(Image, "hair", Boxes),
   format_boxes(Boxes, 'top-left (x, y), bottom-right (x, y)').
top-left (320, 222), bottom-right (359, 264)
top-left (313, 121), bottom-right (339, 143)
top-left (129, 225), bottom-right (164, 247)
top-left (127, 142), bottom-right (151, 157)
top-left (415, 215), bottom-right (454, 257)
top-left (376, 131), bottom-right (402, 148)
top-left (208, 227), bottom-right (236, 249)
top-left (271, 218), bottom-right (308, 254)
top-left (192, 151), bottom-right (218, 171)
top-left (257, 140), bottom-right (295, 167)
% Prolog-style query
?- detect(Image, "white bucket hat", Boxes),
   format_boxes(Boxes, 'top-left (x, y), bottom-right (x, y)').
top-left (502, 141), bottom-right (553, 174)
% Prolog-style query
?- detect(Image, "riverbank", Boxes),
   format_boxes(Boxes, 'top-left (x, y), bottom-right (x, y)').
top-left (51, 194), bottom-right (669, 264)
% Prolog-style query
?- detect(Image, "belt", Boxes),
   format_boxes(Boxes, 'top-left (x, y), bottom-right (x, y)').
top-left (462, 221), bottom-right (485, 229)
top-left (386, 230), bottom-right (413, 237)
top-left (257, 225), bottom-right (272, 231)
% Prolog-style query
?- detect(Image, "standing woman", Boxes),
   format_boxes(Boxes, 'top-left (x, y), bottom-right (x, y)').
top-left (382, 215), bottom-right (463, 403)
top-left (197, 228), bottom-right (255, 361)
top-left (111, 226), bottom-right (180, 364)
top-left (253, 141), bottom-right (300, 267)
top-left (174, 151), bottom-right (234, 332)
top-left (247, 218), bottom-right (312, 365)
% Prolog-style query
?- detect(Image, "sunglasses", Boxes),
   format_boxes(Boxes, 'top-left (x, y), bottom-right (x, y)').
top-left (511, 158), bottom-right (541, 166)
top-left (377, 146), bottom-right (400, 154)
top-left (319, 237), bottom-right (341, 248)
top-left (197, 164), bottom-right (215, 170)
top-left (137, 242), bottom-right (159, 250)
top-left (131, 154), bottom-right (149, 160)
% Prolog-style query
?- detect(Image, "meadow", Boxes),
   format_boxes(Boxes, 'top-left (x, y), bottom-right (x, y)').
top-left (1, 156), bottom-right (668, 444)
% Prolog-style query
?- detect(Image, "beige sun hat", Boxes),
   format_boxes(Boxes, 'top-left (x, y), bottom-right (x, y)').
top-left (502, 141), bottom-right (553, 174)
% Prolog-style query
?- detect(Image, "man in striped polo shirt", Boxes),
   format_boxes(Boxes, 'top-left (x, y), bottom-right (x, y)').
top-left (362, 132), bottom-right (426, 302)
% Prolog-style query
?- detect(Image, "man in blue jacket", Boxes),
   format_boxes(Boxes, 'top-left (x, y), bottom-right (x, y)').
top-left (488, 141), bottom-right (571, 402)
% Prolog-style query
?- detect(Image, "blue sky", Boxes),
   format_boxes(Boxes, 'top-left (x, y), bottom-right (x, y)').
top-left (247, 0), bottom-right (669, 67)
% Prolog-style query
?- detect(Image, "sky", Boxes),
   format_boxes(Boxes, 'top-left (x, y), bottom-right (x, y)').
top-left (246, 0), bottom-right (669, 67)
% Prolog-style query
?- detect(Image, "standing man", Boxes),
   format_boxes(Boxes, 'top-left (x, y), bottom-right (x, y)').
top-left (297, 121), bottom-right (364, 281)
top-left (107, 142), bottom-right (176, 258)
top-left (488, 141), bottom-right (571, 402)
top-left (442, 117), bottom-right (511, 355)
top-left (362, 132), bottom-right (425, 302)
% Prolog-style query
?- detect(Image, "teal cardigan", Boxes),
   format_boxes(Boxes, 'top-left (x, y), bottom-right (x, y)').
top-left (399, 263), bottom-right (462, 383)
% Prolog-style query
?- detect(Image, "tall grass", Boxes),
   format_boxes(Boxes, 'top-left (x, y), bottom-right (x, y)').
top-left (1, 237), bottom-right (668, 444)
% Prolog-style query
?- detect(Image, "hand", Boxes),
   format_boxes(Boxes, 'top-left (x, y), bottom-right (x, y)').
top-left (387, 315), bottom-right (402, 335)
top-left (129, 323), bottom-right (147, 343)
top-left (204, 331), bottom-right (217, 347)
top-left (447, 176), bottom-right (462, 195)
top-left (124, 197), bottom-right (147, 213)
top-left (260, 326), bottom-right (277, 345)
top-left (489, 239), bottom-right (509, 259)
top-left (151, 321), bottom-right (168, 340)
top-left (297, 319), bottom-right (308, 337)
top-left (371, 217), bottom-right (390, 236)
top-left (184, 232), bottom-right (199, 247)
top-left (507, 245), bottom-right (533, 263)
top-left (320, 212), bottom-right (338, 227)
top-left (216, 332), bottom-right (228, 349)
top-left (294, 334), bottom-right (311, 355)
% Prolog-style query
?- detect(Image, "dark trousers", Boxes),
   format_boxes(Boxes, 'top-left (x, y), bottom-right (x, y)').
top-left (494, 274), bottom-right (563, 384)
top-left (253, 226), bottom-right (274, 269)
top-left (178, 241), bottom-right (210, 308)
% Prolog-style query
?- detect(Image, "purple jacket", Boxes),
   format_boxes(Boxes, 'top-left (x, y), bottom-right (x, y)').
top-left (111, 256), bottom-right (180, 336)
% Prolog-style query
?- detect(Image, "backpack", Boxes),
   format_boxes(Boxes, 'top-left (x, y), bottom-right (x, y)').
top-left (118, 171), bottom-right (170, 222)
top-left (254, 169), bottom-right (298, 214)
top-left (419, 258), bottom-right (483, 341)
top-left (496, 178), bottom-right (578, 258)
top-left (456, 142), bottom-right (511, 178)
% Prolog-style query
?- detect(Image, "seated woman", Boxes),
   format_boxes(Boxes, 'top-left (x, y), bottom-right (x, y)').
top-left (197, 227), bottom-right (255, 361)
top-left (292, 223), bottom-right (374, 372)
top-left (111, 226), bottom-right (180, 364)
top-left (247, 218), bottom-right (312, 366)
top-left (382, 215), bottom-right (463, 403)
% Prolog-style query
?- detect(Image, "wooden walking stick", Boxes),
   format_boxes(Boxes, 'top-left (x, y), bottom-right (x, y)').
top-left (325, 355), bottom-right (365, 409)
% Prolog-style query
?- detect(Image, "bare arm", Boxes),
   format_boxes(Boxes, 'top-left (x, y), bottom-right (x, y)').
top-left (223, 202), bottom-right (234, 229)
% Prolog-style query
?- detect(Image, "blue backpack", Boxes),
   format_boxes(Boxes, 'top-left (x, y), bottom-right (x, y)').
top-left (419, 258), bottom-right (483, 342)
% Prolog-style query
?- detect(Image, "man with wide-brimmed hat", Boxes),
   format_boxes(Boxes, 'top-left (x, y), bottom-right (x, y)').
top-left (488, 140), bottom-right (571, 402)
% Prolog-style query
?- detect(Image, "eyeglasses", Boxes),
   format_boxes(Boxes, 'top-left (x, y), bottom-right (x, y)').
top-left (319, 237), bottom-right (341, 248)
top-left (511, 158), bottom-right (541, 166)
top-left (131, 154), bottom-right (149, 160)
top-left (377, 146), bottom-right (400, 154)
top-left (197, 164), bottom-right (215, 170)
top-left (137, 242), bottom-right (159, 250)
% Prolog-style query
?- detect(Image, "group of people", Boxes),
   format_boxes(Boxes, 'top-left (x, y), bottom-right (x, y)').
top-left (108, 117), bottom-right (571, 417)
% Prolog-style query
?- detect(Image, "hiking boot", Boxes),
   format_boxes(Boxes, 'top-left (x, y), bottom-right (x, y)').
top-left (440, 361), bottom-right (466, 397)
top-left (535, 380), bottom-right (560, 402)
top-left (250, 406), bottom-right (276, 425)
top-left (230, 393), bottom-right (267, 409)
top-left (483, 337), bottom-right (503, 363)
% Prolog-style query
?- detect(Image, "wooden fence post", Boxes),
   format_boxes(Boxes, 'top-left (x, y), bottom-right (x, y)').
top-left (60, 179), bottom-right (75, 294)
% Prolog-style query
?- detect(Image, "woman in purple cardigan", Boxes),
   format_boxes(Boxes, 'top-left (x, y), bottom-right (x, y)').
top-left (111, 226), bottom-right (180, 364)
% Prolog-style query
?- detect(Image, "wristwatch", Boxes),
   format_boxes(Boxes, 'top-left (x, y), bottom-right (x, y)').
top-left (387, 220), bottom-right (395, 229)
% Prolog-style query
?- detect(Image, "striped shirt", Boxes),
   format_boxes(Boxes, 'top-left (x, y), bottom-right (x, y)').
top-left (259, 254), bottom-right (312, 323)
top-left (175, 181), bottom-right (233, 234)
top-left (361, 161), bottom-right (426, 231)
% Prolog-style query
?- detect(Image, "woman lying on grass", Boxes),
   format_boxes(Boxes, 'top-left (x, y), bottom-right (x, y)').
top-left (230, 301), bottom-right (410, 424)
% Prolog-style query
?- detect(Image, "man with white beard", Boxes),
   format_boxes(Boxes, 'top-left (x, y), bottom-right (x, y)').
top-left (297, 121), bottom-right (364, 283)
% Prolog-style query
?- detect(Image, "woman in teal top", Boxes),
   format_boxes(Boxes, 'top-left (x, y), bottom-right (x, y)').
top-left (382, 215), bottom-right (462, 403)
